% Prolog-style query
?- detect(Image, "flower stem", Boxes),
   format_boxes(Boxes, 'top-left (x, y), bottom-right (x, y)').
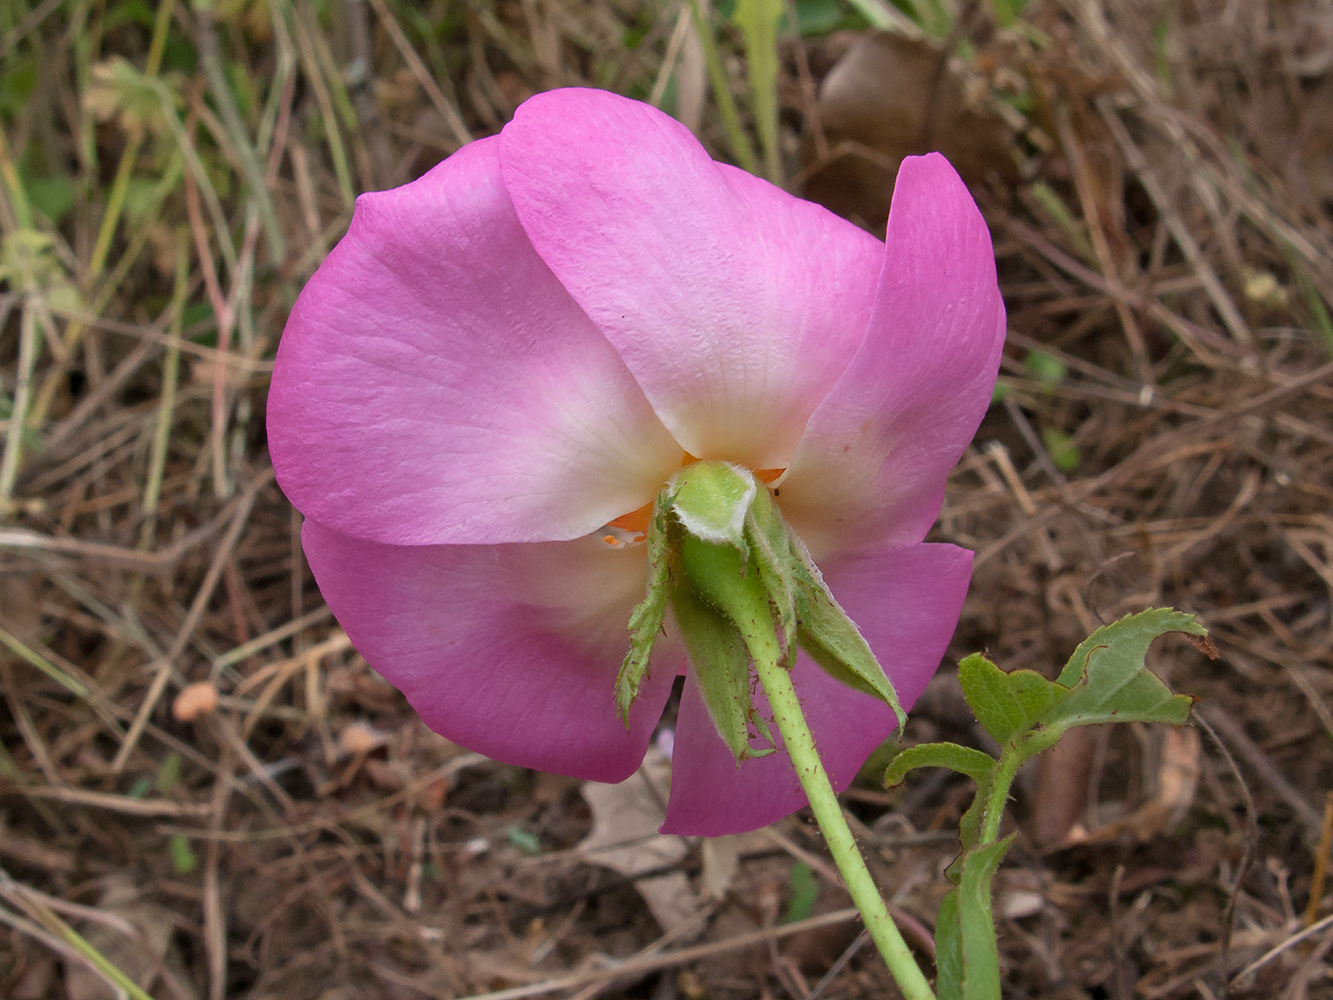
top-left (979, 749), bottom-right (1023, 846)
top-left (752, 649), bottom-right (937, 1000)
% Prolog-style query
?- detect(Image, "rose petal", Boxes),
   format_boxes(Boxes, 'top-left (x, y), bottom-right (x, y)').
top-left (302, 519), bottom-right (679, 783)
top-left (499, 88), bottom-right (883, 471)
top-left (661, 542), bottom-right (972, 835)
top-left (268, 136), bottom-right (683, 546)
top-left (778, 153), bottom-right (1006, 558)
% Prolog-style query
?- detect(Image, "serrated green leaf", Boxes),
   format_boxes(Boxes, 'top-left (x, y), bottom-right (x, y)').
top-left (1047, 669), bottom-right (1194, 729)
top-left (935, 888), bottom-right (964, 1000)
top-left (1047, 608), bottom-right (1201, 729)
top-left (884, 742), bottom-right (997, 788)
top-left (956, 836), bottom-right (1015, 1000)
top-left (1055, 607), bottom-right (1203, 685)
top-left (615, 495), bottom-right (673, 725)
top-left (958, 654), bottom-right (1060, 745)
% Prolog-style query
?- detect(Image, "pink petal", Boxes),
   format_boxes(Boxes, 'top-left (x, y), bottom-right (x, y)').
top-left (661, 542), bottom-right (972, 836)
top-left (778, 153), bottom-right (1006, 559)
top-left (268, 136), bottom-right (683, 546)
top-left (301, 519), bottom-right (679, 783)
top-left (498, 88), bottom-right (883, 471)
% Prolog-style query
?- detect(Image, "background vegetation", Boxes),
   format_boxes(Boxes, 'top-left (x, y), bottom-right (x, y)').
top-left (1, 0), bottom-right (1331, 997)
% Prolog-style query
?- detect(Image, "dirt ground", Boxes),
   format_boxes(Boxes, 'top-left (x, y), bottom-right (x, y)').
top-left (1, 0), bottom-right (1331, 997)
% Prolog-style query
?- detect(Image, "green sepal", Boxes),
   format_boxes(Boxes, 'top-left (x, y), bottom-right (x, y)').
top-left (680, 533), bottom-right (769, 634)
top-left (670, 461), bottom-right (756, 551)
top-left (883, 742), bottom-right (997, 789)
top-left (793, 537), bottom-right (906, 731)
top-left (614, 493), bottom-right (673, 726)
top-left (958, 654), bottom-right (1062, 747)
top-left (671, 574), bottom-right (772, 763)
top-left (744, 485), bottom-right (800, 664)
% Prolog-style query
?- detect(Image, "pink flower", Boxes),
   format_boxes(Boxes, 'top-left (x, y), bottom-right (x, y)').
top-left (267, 88), bottom-right (1005, 836)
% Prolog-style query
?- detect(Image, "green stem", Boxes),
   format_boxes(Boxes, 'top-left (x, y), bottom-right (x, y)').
top-left (978, 749), bottom-right (1022, 846)
top-left (751, 642), bottom-right (937, 1000)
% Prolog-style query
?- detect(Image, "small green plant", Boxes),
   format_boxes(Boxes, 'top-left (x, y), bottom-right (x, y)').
top-left (885, 609), bottom-right (1206, 998)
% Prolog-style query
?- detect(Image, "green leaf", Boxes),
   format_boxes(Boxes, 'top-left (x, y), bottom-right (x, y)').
top-left (795, 544), bottom-right (905, 730)
top-left (783, 861), bottom-right (818, 923)
top-left (1047, 608), bottom-right (1200, 728)
top-left (670, 461), bottom-right (756, 550)
top-left (955, 836), bottom-right (1015, 1000)
top-left (935, 888), bottom-right (964, 1000)
top-left (884, 742), bottom-right (996, 788)
top-left (615, 495), bottom-right (673, 725)
top-left (958, 654), bottom-right (1060, 746)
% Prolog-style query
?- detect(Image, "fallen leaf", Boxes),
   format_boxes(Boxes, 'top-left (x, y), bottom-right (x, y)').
top-left (801, 31), bottom-right (1019, 227)
top-left (578, 746), bottom-right (700, 934)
